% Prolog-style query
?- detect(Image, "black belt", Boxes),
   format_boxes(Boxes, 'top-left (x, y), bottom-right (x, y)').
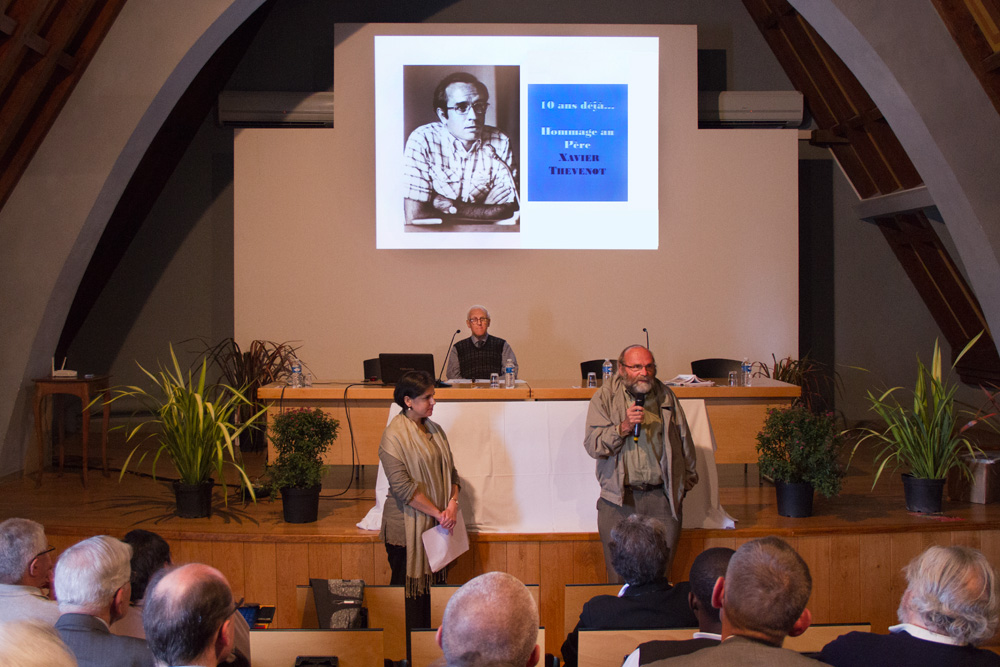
top-left (627, 483), bottom-right (661, 492)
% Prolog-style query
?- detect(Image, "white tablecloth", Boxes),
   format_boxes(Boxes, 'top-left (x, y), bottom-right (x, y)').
top-left (357, 399), bottom-right (735, 533)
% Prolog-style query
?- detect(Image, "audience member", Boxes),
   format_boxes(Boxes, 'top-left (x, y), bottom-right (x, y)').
top-left (143, 563), bottom-right (238, 667)
top-left (437, 571), bottom-right (540, 667)
top-left (0, 517), bottom-right (60, 624)
top-left (623, 547), bottom-right (736, 666)
top-left (0, 619), bottom-right (78, 667)
top-left (560, 515), bottom-right (696, 667)
top-left (53, 536), bottom-right (154, 667)
top-left (819, 544), bottom-right (1000, 666)
top-left (111, 529), bottom-right (252, 664)
top-left (646, 536), bottom-right (817, 666)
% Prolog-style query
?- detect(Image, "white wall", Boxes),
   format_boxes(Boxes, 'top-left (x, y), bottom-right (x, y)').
top-left (233, 24), bottom-right (799, 380)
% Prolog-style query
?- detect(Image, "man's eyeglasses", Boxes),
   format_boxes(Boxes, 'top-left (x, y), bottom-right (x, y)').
top-left (622, 364), bottom-right (656, 372)
top-left (468, 317), bottom-right (490, 324)
top-left (448, 102), bottom-right (489, 116)
top-left (33, 546), bottom-right (55, 561)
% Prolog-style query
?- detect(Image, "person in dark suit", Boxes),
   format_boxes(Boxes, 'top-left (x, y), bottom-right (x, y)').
top-left (818, 545), bottom-right (1000, 667)
top-left (560, 514), bottom-right (697, 667)
top-left (623, 547), bottom-right (736, 667)
top-left (53, 535), bottom-right (154, 667)
top-left (644, 536), bottom-right (818, 667)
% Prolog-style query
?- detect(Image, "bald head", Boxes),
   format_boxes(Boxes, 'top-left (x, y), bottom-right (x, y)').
top-left (439, 572), bottom-right (539, 667)
top-left (144, 564), bottom-right (234, 666)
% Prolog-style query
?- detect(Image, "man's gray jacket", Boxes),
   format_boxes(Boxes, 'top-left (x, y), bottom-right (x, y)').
top-left (584, 374), bottom-right (698, 518)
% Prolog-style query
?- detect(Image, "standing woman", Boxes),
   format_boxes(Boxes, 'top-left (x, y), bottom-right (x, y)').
top-left (379, 370), bottom-right (460, 632)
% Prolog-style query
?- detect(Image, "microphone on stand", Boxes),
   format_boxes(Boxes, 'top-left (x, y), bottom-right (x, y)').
top-left (633, 393), bottom-right (646, 443)
top-left (484, 145), bottom-right (520, 206)
top-left (438, 329), bottom-right (462, 384)
top-left (643, 327), bottom-right (649, 350)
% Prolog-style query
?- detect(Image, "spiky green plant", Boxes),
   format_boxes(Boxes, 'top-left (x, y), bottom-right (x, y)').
top-left (110, 344), bottom-right (264, 502)
top-left (855, 335), bottom-right (982, 485)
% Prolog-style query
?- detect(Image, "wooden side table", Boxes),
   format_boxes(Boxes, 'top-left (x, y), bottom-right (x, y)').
top-left (31, 375), bottom-right (110, 486)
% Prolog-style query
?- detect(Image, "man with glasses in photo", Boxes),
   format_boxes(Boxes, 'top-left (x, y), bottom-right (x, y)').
top-left (585, 345), bottom-right (699, 583)
top-left (445, 304), bottom-right (518, 381)
top-left (403, 71), bottom-right (518, 225)
top-left (0, 518), bottom-right (59, 625)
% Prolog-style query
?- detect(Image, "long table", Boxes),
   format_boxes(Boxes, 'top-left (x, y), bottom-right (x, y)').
top-left (257, 378), bottom-right (799, 467)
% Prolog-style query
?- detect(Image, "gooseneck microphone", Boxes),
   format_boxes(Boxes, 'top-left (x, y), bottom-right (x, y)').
top-left (643, 327), bottom-right (649, 350)
top-left (438, 329), bottom-right (462, 382)
top-left (484, 145), bottom-right (520, 206)
top-left (633, 393), bottom-right (646, 442)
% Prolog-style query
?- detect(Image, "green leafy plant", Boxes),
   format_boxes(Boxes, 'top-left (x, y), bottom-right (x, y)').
top-left (110, 345), bottom-right (263, 502)
top-left (265, 408), bottom-right (340, 493)
top-left (755, 354), bottom-right (840, 414)
top-left (192, 338), bottom-right (300, 451)
top-left (756, 405), bottom-right (844, 498)
top-left (855, 336), bottom-right (983, 485)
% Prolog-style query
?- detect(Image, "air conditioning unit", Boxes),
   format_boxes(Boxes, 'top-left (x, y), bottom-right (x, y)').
top-left (698, 91), bottom-right (803, 128)
top-left (217, 91), bottom-right (334, 128)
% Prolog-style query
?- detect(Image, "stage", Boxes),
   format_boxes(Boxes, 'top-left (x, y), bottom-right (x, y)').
top-left (5, 428), bottom-right (1000, 657)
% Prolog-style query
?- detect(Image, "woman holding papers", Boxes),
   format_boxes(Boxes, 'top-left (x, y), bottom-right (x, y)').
top-left (379, 370), bottom-right (461, 632)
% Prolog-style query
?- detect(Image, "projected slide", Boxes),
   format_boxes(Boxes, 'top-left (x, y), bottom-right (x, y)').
top-left (374, 35), bottom-right (659, 250)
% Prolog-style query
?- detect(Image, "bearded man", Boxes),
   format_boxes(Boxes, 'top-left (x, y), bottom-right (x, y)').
top-left (584, 345), bottom-right (698, 582)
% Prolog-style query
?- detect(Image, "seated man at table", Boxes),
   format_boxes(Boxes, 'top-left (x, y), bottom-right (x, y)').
top-left (560, 514), bottom-right (696, 667)
top-left (445, 304), bottom-right (518, 380)
top-left (818, 544), bottom-right (1000, 666)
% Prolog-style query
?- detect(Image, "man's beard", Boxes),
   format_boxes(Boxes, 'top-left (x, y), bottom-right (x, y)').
top-left (624, 375), bottom-right (654, 395)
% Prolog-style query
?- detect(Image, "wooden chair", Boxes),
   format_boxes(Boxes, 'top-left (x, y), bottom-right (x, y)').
top-left (783, 623), bottom-right (870, 652)
top-left (562, 583), bottom-right (622, 637)
top-left (430, 584), bottom-right (540, 628)
top-left (295, 585), bottom-right (407, 662)
top-left (577, 628), bottom-right (694, 667)
top-left (411, 628), bottom-right (546, 667)
top-left (250, 628), bottom-right (383, 667)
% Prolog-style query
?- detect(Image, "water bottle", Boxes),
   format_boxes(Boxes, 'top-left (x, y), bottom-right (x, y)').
top-left (741, 357), bottom-right (752, 387)
top-left (602, 359), bottom-right (613, 382)
top-left (289, 358), bottom-right (303, 388)
top-left (504, 359), bottom-right (515, 389)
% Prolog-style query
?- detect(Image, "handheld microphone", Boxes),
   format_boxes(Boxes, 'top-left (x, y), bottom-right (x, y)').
top-left (643, 327), bottom-right (649, 350)
top-left (633, 393), bottom-right (646, 442)
top-left (438, 329), bottom-right (462, 383)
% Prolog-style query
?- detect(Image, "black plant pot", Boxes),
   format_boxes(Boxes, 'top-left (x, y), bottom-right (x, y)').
top-left (173, 480), bottom-right (214, 518)
top-left (775, 481), bottom-right (814, 518)
top-left (902, 474), bottom-right (945, 513)
top-left (281, 486), bottom-right (321, 523)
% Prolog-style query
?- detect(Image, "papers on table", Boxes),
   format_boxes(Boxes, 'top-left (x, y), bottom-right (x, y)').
top-left (665, 374), bottom-right (715, 386)
top-left (422, 510), bottom-right (470, 572)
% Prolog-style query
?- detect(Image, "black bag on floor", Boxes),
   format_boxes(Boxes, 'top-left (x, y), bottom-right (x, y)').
top-left (310, 578), bottom-right (368, 629)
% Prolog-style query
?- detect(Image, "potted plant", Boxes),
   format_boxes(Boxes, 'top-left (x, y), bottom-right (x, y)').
top-left (856, 336), bottom-right (982, 513)
top-left (111, 345), bottom-right (263, 517)
top-left (756, 405), bottom-right (844, 517)
top-left (266, 408), bottom-right (340, 523)
top-left (195, 338), bottom-right (299, 452)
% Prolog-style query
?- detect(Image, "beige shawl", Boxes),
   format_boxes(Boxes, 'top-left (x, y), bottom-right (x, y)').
top-left (380, 412), bottom-right (456, 596)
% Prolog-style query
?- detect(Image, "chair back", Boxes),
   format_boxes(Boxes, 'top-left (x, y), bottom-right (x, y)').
top-left (690, 358), bottom-right (741, 379)
top-left (296, 585), bottom-right (407, 662)
top-left (411, 628), bottom-right (545, 667)
top-left (580, 359), bottom-right (617, 382)
top-left (577, 629), bottom-right (694, 667)
top-left (563, 583), bottom-right (622, 637)
top-left (249, 629), bottom-right (383, 667)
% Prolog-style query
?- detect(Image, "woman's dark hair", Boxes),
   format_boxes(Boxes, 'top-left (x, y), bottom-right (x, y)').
top-left (123, 529), bottom-right (171, 602)
top-left (393, 370), bottom-right (436, 411)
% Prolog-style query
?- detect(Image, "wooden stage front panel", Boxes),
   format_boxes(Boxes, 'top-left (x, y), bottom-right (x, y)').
top-left (257, 379), bottom-right (800, 466)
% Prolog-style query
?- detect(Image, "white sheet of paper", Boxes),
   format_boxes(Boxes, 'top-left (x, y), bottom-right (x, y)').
top-left (422, 509), bottom-right (470, 572)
